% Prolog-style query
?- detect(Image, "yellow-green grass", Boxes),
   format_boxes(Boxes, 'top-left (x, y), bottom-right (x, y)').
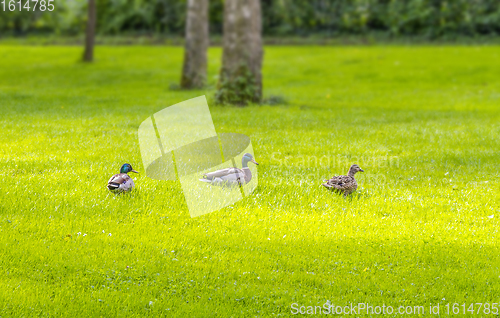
top-left (0, 45), bottom-right (499, 316)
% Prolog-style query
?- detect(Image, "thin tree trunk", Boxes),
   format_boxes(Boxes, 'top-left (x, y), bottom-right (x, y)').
top-left (83, 0), bottom-right (96, 62)
top-left (180, 0), bottom-right (209, 89)
top-left (216, 0), bottom-right (263, 105)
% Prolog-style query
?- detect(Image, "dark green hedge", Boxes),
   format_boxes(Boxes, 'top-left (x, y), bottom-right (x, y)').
top-left (1, 0), bottom-right (500, 38)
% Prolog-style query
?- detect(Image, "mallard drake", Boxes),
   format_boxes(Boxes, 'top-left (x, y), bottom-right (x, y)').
top-left (199, 153), bottom-right (258, 187)
top-left (107, 163), bottom-right (138, 193)
top-left (322, 164), bottom-right (364, 197)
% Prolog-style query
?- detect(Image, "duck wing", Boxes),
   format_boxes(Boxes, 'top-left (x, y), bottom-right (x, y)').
top-left (202, 167), bottom-right (244, 180)
top-left (108, 173), bottom-right (134, 192)
top-left (322, 175), bottom-right (354, 190)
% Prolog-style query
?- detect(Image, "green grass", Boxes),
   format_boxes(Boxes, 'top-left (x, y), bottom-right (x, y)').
top-left (1, 45), bottom-right (500, 317)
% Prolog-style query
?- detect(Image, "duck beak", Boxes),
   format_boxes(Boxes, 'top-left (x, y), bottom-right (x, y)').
top-left (359, 169), bottom-right (364, 172)
top-left (132, 170), bottom-right (139, 173)
top-left (251, 159), bottom-right (259, 165)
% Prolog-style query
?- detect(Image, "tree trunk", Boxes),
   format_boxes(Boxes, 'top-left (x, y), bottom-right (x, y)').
top-left (180, 0), bottom-right (209, 89)
top-left (83, 0), bottom-right (96, 62)
top-left (216, 0), bottom-right (263, 105)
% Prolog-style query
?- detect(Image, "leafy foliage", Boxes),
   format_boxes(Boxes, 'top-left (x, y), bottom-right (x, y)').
top-left (1, 0), bottom-right (500, 38)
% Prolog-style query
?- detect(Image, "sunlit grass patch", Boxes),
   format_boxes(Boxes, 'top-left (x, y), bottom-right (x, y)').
top-left (0, 45), bottom-right (499, 316)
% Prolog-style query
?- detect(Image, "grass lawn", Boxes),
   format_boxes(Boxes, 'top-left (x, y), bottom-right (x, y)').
top-left (1, 45), bottom-right (500, 316)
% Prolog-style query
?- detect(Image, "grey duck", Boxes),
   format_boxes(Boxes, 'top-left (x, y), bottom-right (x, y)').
top-left (199, 153), bottom-right (258, 187)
